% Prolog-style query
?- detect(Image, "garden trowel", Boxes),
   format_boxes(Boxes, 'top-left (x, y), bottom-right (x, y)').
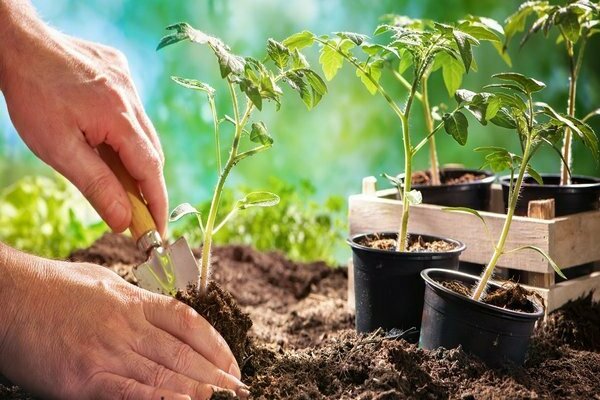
top-left (98, 145), bottom-right (199, 295)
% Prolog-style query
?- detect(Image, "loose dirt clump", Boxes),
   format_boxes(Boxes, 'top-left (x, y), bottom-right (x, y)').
top-left (2, 233), bottom-right (599, 400)
top-left (440, 279), bottom-right (541, 313)
top-left (176, 281), bottom-right (253, 365)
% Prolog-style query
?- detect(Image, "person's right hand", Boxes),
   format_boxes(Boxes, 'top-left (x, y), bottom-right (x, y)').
top-left (0, 243), bottom-right (249, 400)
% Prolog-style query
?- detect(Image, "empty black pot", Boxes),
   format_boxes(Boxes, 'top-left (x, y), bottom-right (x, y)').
top-left (348, 232), bottom-right (465, 334)
top-left (419, 268), bottom-right (543, 367)
top-left (500, 174), bottom-right (600, 216)
top-left (409, 168), bottom-right (496, 210)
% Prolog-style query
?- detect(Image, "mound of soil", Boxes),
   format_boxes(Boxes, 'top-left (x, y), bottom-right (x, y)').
top-left (412, 170), bottom-right (487, 186)
top-left (2, 233), bottom-right (599, 399)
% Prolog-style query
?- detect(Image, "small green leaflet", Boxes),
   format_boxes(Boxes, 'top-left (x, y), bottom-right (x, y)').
top-left (527, 165), bottom-right (544, 185)
top-left (404, 190), bottom-right (422, 205)
top-left (506, 245), bottom-right (566, 279)
top-left (319, 41), bottom-right (344, 81)
top-left (170, 76), bottom-right (215, 96)
top-left (443, 111), bottom-right (469, 145)
top-left (236, 192), bottom-right (280, 210)
top-left (356, 60), bottom-right (383, 95)
top-left (493, 72), bottom-right (545, 94)
top-left (267, 39), bottom-right (290, 69)
top-left (249, 122), bottom-right (273, 145)
top-left (442, 206), bottom-right (487, 227)
top-left (170, 203), bottom-right (201, 222)
top-left (282, 31), bottom-right (315, 50)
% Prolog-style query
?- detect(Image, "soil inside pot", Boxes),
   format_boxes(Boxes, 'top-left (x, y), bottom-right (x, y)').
top-left (3, 233), bottom-right (599, 400)
top-left (440, 279), bottom-right (541, 313)
top-left (361, 234), bottom-right (457, 252)
top-left (412, 170), bottom-right (487, 186)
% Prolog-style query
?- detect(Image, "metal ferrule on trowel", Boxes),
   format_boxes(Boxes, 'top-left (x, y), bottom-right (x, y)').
top-left (98, 145), bottom-right (200, 295)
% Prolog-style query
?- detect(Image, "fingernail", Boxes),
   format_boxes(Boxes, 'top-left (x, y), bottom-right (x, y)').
top-left (107, 200), bottom-right (128, 230)
top-left (228, 362), bottom-right (241, 378)
top-left (236, 387), bottom-right (251, 399)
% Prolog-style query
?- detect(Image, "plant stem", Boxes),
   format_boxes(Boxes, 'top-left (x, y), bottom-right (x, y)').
top-left (198, 83), bottom-right (253, 293)
top-left (208, 95), bottom-right (222, 174)
top-left (560, 40), bottom-right (577, 185)
top-left (396, 77), bottom-right (420, 252)
top-left (472, 135), bottom-right (532, 301)
top-left (421, 77), bottom-right (441, 185)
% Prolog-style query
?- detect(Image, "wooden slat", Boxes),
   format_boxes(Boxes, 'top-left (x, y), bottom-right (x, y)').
top-left (349, 190), bottom-right (554, 273)
top-left (528, 199), bottom-right (555, 220)
top-left (525, 271), bottom-right (600, 313)
top-left (549, 210), bottom-right (600, 268)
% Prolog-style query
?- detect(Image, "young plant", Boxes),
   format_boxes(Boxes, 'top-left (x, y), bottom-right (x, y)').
top-left (158, 23), bottom-right (327, 294)
top-left (383, 15), bottom-right (510, 185)
top-left (284, 20), bottom-right (496, 251)
top-left (504, 0), bottom-right (600, 185)
top-left (445, 72), bottom-right (599, 301)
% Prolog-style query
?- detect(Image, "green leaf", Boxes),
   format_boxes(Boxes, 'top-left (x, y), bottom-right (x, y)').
top-left (490, 108), bottom-right (517, 129)
top-left (282, 31), bottom-right (315, 50)
top-left (504, 2), bottom-right (542, 46)
top-left (442, 206), bottom-right (488, 228)
top-left (267, 39), bottom-right (290, 69)
top-left (381, 172), bottom-right (403, 189)
top-left (170, 203), bottom-right (201, 222)
top-left (564, 116), bottom-right (600, 162)
top-left (440, 53), bottom-right (465, 97)
top-left (557, 7), bottom-right (581, 42)
top-left (239, 78), bottom-right (262, 110)
top-left (157, 22), bottom-right (208, 50)
top-left (291, 48), bottom-right (309, 69)
top-left (493, 72), bottom-right (546, 94)
top-left (170, 76), bottom-right (215, 96)
top-left (319, 41), bottom-right (344, 81)
top-left (302, 69), bottom-right (328, 107)
top-left (443, 111), bottom-right (469, 145)
top-left (507, 245), bottom-right (566, 279)
top-left (405, 190), bottom-right (422, 205)
top-left (249, 122), bottom-right (273, 145)
top-left (527, 165), bottom-right (544, 185)
top-left (236, 192), bottom-right (280, 209)
top-left (483, 83), bottom-right (528, 95)
top-left (335, 31), bottom-right (369, 45)
top-left (452, 29), bottom-right (475, 72)
top-left (356, 60), bottom-right (383, 95)
top-left (485, 96), bottom-right (502, 121)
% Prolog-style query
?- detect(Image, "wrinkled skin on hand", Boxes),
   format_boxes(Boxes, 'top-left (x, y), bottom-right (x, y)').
top-left (0, 244), bottom-right (247, 399)
top-left (0, 6), bottom-right (167, 236)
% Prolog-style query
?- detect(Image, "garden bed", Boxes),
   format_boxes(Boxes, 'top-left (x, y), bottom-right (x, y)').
top-left (1, 233), bottom-right (599, 399)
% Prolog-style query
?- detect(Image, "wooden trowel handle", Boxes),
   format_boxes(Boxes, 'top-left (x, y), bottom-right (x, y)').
top-left (97, 144), bottom-right (157, 241)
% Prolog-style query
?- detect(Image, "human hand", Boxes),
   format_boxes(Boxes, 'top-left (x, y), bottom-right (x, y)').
top-left (0, 3), bottom-right (167, 235)
top-left (0, 244), bottom-right (248, 399)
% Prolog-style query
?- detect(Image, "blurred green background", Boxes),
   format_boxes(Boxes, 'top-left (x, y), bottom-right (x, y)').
top-left (1, 0), bottom-right (599, 262)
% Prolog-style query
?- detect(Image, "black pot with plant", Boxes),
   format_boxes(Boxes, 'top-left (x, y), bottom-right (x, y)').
top-left (419, 72), bottom-right (592, 366)
top-left (501, 1), bottom-right (600, 216)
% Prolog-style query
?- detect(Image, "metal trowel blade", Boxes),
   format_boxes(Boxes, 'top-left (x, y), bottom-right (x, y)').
top-left (133, 237), bottom-right (199, 295)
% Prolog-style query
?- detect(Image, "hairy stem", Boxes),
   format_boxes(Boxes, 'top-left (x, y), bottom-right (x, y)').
top-left (560, 40), bottom-right (577, 185)
top-left (472, 130), bottom-right (533, 300)
top-left (199, 83), bottom-right (253, 293)
top-left (421, 77), bottom-right (441, 185)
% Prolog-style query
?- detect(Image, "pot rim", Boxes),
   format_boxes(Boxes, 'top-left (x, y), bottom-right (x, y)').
top-left (421, 268), bottom-right (544, 318)
top-left (401, 167), bottom-right (496, 187)
top-left (499, 173), bottom-right (600, 189)
top-left (347, 232), bottom-right (466, 257)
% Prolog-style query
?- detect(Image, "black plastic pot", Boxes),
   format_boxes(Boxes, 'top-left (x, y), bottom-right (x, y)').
top-left (348, 232), bottom-right (465, 334)
top-left (500, 174), bottom-right (600, 216)
top-left (408, 168), bottom-right (496, 210)
top-left (419, 268), bottom-right (543, 367)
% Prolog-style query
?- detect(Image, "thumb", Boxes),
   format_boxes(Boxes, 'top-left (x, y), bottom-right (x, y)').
top-left (54, 139), bottom-right (132, 233)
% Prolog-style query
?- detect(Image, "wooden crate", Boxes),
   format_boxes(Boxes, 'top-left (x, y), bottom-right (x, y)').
top-left (347, 176), bottom-right (600, 313)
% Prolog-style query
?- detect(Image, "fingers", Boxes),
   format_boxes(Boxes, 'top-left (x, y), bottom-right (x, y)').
top-left (86, 372), bottom-right (192, 400)
top-left (142, 297), bottom-right (241, 380)
top-left (134, 326), bottom-right (246, 392)
top-left (53, 136), bottom-right (131, 232)
top-left (104, 113), bottom-right (168, 236)
top-left (118, 352), bottom-right (239, 400)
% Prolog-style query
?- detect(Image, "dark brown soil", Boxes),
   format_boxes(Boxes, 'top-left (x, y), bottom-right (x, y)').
top-left (2, 233), bottom-right (599, 400)
top-left (440, 280), bottom-right (542, 313)
top-left (176, 282), bottom-right (253, 365)
top-left (412, 170), bottom-right (487, 186)
top-left (361, 234), bottom-right (457, 253)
